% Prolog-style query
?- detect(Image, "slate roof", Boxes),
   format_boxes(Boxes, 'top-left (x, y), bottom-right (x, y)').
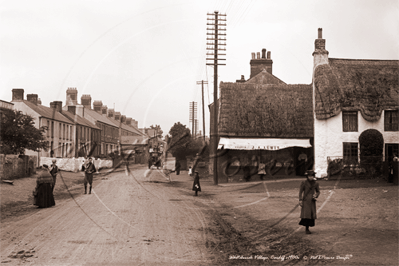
top-left (246, 69), bottom-right (286, 85)
top-left (314, 58), bottom-right (399, 121)
top-left (21, 100), bottom-right (72, 124)
top-left (219, 82), bottom-right (313, 138)
top-left (61, 111), bottom-right (100, 130)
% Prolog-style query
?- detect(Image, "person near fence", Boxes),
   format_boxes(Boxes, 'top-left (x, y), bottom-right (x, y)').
top-left (299, 170), bottom-right (320, 234)
top-left (33, 165), bottom-right (55, 208)
top-left (192, 171), bottom-right (201, 196)
top-left (49, 159), bottom-right (59, 192)
top-left (82, 157), bottom-right (96, 194)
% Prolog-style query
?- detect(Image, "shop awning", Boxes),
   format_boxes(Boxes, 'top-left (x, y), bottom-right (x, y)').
top-left (218, 137), bottom-right (312, 150)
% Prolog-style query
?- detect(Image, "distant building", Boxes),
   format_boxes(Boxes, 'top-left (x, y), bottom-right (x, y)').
top-left (312, 28), bottom-right (399, 178)
top-left (10, 89), bottom-right (74, 159)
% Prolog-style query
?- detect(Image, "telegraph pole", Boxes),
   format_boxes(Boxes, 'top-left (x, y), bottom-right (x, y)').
top-left (196, 80), bottom-right (208, 144)
top-left (206, 11), bottom-right (226, 185)
top-left (189, 101), bottom-right (197, 138)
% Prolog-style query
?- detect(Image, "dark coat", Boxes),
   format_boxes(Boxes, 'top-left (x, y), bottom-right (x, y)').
top-left (83, 162), bottom-right (96, 185)
top-left (192, 175), bottom-right (201, 192)
top-left (299, 179), bottom-right (320, 219)
top-left (33, 171), bottom-right (55, 208)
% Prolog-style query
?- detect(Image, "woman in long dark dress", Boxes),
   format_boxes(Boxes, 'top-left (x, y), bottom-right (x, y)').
top-left (192, 171), bottom-right (201, 196)
top-left (299, 170), bottom-right (320, 234)
top-left (33, 165), bottom-right (55, 208)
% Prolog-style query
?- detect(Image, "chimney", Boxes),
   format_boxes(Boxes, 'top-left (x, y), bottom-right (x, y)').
top-left (236, 75), bottom-right (246, 83)
top-left (101, 105), bottom-right (108, 115)
top-left (68, 105), bottom-right (76, 115)
top-left (27, 94), bottom-right (38, 105)
top-left (121, 115), bottom-right (126, 123)
top-left (50, 101), bottom-right (63, 113)
top-left (261, 49), bottom-right (266, 59)
top-left (133, 120), bottom-right (138, 128)
top-left (12, 88), bottom-right (24, 102)
top-left (114, 112), bottom-right (121, 121)
top-left (312, 28), bottom-right (329, 66)
top-left (38, 98), bottom-right (42, 105)
top-left (126, 117), bottom-right (132, 125)
top-left (81, 94), bottom-right (92, 109)
top-left (93, 100), bottom-right (102, 112)
top-left (108, 108), bottom-right (114, 118)
top-left (250, 48), bottom-right (273, 78)
top-left (66, 87), bottom-right (78, 106)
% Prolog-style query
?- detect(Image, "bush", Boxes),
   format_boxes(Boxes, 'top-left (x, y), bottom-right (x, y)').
top-left (359, 129), bottom-right (383, 176)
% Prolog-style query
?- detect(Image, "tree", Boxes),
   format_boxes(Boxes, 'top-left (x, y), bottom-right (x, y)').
top-left (150, 124), bottom-right (163, 137)
top-left (0, 109), bottom-right (48, 154)
top-left (167, 122), bottom-right (192, 160)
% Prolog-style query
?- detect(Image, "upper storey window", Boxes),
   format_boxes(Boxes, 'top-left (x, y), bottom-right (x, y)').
top-left (342, 111), bottom-right (358, 132)
top-left (384, 110), bottom-right (398, 131)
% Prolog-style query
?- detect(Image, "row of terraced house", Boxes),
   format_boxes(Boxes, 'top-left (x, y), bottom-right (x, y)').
top-left (6, 88), bottom-right (148, 162)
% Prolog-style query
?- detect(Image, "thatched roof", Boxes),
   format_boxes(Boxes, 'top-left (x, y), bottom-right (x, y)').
top-left (314, 58), bottom-right (399, 121)
top-left (219, 82), bottom-right (313, 138)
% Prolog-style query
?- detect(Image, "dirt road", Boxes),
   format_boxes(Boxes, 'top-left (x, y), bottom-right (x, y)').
top-left (1, 167), bottom-right (215, 265)
top-left (2, 166), bottom-right (398, 265)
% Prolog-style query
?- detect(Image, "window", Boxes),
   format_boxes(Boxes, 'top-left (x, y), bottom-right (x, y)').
top-left (384, 110), bottom-right (398, 131)
top-left (343, 142), bottom-right (358, 164)
top-left (51, 121), bottom-right (54, 138)
top-left (59, 123), bottom-right (62, 139)
top-left (385, 143), bottom-right (399, 162)
top-left (63, 124), bottom-right (66, 140)
top-left (47, 121), bottom-right (50, 137)
top-left (342, 111), bottom-right (358, 132)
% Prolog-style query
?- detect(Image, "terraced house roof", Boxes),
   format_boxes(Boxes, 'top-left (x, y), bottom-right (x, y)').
top-left (314, 58), bottom-right (399, 121)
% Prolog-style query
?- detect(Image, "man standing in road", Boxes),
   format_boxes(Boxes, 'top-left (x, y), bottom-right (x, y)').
top-left (49, 159), bottom-right (59, 192)
top-left (82, 157), bottom-right (96, 194)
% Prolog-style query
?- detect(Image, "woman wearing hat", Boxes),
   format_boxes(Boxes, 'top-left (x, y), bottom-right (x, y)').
top-left (298, 170), bottom-right (320, 234)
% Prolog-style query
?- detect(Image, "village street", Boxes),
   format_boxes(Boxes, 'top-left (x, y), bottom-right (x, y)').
top-left (1, 166), bottom-right (398, 265)
top-left (1, 167), bottom-right (217, 265)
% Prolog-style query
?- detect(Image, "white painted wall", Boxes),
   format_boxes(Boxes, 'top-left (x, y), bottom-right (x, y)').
top-left (314, 110), bottom-right (399, 178)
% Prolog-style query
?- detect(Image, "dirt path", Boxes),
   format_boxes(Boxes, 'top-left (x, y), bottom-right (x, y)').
top-left (1, 167), bottom-right (214, 265)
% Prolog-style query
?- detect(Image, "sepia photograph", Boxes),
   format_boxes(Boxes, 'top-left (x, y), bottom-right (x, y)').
top-left (1, 0), bottom-right (398, 265)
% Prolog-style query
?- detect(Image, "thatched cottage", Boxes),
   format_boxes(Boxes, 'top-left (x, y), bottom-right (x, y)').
top-left (213, 49), bottom-right (314, 182)
top-left (312, 28), bottom-right (399, 178)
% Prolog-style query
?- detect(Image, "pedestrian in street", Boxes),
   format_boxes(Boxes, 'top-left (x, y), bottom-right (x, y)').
top-left (49, 159), bottom-right (59, 192)
top-left (175, 160), bottom-right (181, 175)
top-left (258, 159), bottom-right (266, 180)
top-left (192, 171), bottom-right (201, 196)
top-left (388, 162), bottom-right (394, 183)
top-left (33, 165), bottom-right (55, 208)
top-left (82, 157), bottom-right (96, 194)
top-left (188, 166), bottom-right (193, 176)
top-left (299, 170), bottom-right (320, 234)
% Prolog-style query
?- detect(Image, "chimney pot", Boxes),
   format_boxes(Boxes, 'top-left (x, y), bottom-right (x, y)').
top-left (257, 52), bottom-right (260, 59)
top-left (318, 28), bottom-right (322, 39)
top-left (251, 53), bottom-right (255, 59)
top-left (267, 51), bottom-right (271, 59)
top-left (261, 49), bottom-right (266, 59)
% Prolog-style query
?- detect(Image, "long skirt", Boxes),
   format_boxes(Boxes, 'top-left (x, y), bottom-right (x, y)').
top-left (34, 183), bottom-right (55, 208)
top-left (299, 218), bottom-right (315, 227)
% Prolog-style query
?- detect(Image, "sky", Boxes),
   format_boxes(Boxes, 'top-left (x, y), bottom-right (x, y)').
top-left (1, 0), bottom-right (398, 137)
